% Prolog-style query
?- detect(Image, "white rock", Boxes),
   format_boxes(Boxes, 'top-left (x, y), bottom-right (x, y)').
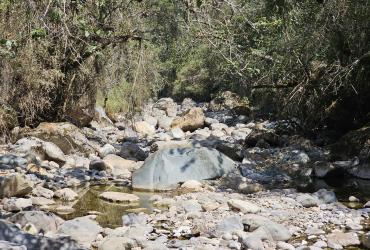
top-left (99, 192), bottom-right (139, 203)
top-left (170, 127), bottom-right (185, 139)
top-left (54, 188), bottom-right (78, 201)
top-left (228, 199), bottom-right (261, 213)
top-left (181, 180), bottom-right (203, 191)
top-left (98, 144), bottom-right (116, 158)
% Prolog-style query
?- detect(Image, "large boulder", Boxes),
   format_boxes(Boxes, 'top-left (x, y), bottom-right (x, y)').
top-left (133, 121), bottom-right (156, 137)
top-left (171, 107), bottom-right (205, 132)
top-left (15, 122), bottom-right (96, 155)
top-left (8, 211), bottom-right (64, 234)
top-left (132, 147), bottom-right (236, 190)
top-left (12, 137), bottom-right (66, 163)
top-left (153, 98), bottom-right (178, 117)
top-left (119, 142), bottom-right (148, 161)
top-left (0, 174), bottom-right (33, 198)
top-left (58, 216), bottom-right (102, 248)
top-left (0, 220), bottom-right (82, 250)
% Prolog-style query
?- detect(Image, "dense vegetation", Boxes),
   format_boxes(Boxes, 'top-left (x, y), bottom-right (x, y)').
top-left (1, 0), bottom-right (369, 135)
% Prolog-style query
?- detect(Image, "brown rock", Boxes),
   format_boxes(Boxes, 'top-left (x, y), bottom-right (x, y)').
top-left (171, 107), bottom-right (205, 132)
top-left (0, 174), bottom-right (33, 198)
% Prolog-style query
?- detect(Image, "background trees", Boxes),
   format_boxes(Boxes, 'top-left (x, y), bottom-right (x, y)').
top-left (1, 0), bottom-right (369, 135)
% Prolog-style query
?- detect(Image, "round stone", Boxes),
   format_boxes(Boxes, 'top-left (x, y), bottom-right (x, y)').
top-left (99, 192), bottom-right (140, 203)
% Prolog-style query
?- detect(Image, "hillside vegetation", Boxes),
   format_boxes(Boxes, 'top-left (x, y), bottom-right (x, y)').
top-left (1, 0), bottom-right (369, 135)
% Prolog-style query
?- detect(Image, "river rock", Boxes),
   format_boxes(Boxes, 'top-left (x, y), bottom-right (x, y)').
top-left (242, 214), bottom-right (292, 241)
top-left (98, 144), bottom-right (116, 158)
top-left (0, 174), bottom-right (33, 198)
top-left (0, 154), bottom-right (27, 170)
top-left (98, 236), bottom-right (137, 250)
top-left (42, 141), bottom-right (66, 163)
top-left (170, 127), bottom-right (185, 139)
top-left (122, 213), bottom-right (149, 226)
top-left (214, 216), bottom-right (244, 237)
top-left (132, 147), bottom-right (236, 190)
top-left (327, 231), bottom-right (360, 247)
top-left (32, 186), bottom-right (54, 199)
top-left (296, 194), bottom-right (320, 207)
top-left (134, 121), bottom-right (156, 136)
top-left (12, 137), bottom-right (64, 165)
top-left (155, 116), bottom-right (172, 132)
top-left (3, 198), bottom-right (32, 212)
top-left (16, 122), bottom-right (96, 155)
top-left (228, 199), bottom-right (261, 213)
top-left (171, 107), bottom-right (205, 132)
top-left (181, 200), bottom-right (202, 213)
top-left (181, 98), bottom-right (196, 112)
top-left (181, 180), bottom-right (203, 191)
top-left (119, 142), bottom-right (147, 161)
top-left (99, 192), bottom-right (139, 203)
top-left (313, 189), bottom-right (337, 204)
top-left (54, 188), bottom-right (78, 201)
top-left (8, 211), bottom-right (64, 234)
top-left (31, 197), bottom-right (55, 206)
top-left (103, 154), bottom-right (140, 171)
top-left (58, 216), bottom-right (102, 248)
top-left (89, 159), bottom-right (110, 172)
top-left (0, 220), bottom-right (82, 250)
top-left (154, 98), bottom-right (178, 117)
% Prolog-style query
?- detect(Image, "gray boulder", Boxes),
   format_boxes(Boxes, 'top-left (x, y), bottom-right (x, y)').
top-left (58, 216), bottom-right (102, 248)
top-left (0, 155), bottom-right (27, 170)
top-left (214, 216), bottom-right (243, 237)
top-left (0, 220), bottom-right (83, 250)
top-left (0, 240), bottom-right (26, 250)
top-left (8, 211), bottom-right (64, 234)
top-left (0, 174), bottom-right (33, 198)
top-left (119, 142), bottom-right (147, 161)
top-left (242, 214), bottom-right (292, 241)
top-left (132, 147), bottom-right (236, 190)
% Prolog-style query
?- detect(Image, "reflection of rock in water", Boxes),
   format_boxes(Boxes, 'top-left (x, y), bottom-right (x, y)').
top-left (60, 185), bottom-right (155, 228)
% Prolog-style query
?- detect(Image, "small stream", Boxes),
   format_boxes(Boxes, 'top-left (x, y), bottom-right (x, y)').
top-left (58, 185), bottom-right (156, 228)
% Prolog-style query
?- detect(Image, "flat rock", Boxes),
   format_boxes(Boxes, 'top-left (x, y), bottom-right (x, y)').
top-left (228, 199), bottom-right (261, 213)
top-left (214, 216), bottom-right (243, 237)
top-left (99, 192), bottom-right (139, 203)
top-left (3, 198), bottom-right (32, 212)
top-left (32, 186), bottom-right (54, 199)
top-left (31, 197), bottom-right (55, 206)
top-left (327, 231), bottom-right (360, 247)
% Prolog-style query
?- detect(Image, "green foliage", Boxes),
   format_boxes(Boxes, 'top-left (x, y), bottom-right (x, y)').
top-left (0, 0), bottom-right (369, 134)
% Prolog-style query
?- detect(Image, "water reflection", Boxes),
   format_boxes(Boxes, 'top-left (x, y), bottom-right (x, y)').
top-left (59, 185), bottom-right (154, 228)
